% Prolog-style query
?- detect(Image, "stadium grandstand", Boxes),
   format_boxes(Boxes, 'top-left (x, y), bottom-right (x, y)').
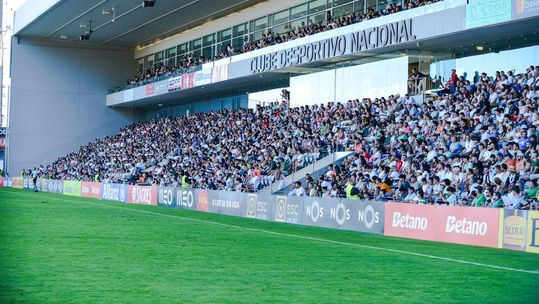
top-left (2, 0), bottom-right (539, 302)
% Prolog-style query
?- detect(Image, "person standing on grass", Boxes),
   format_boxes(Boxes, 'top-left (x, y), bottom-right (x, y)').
top-left (31, 168), bottom-right (38, 192)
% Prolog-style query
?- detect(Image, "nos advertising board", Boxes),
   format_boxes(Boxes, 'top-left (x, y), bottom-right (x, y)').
top-left (303, 198), bottom-right (384, 234)
top-left (81, 182), bottom-right (103, 199)
top-left (102, 183), bottom-right (127, 202)
top-left (127, 185), bottom-right (158, 206)
top-left (63, 181), bottom-right (82, 196)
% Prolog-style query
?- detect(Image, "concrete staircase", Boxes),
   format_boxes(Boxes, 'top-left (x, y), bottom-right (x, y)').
top-left (259, 151), bottom-right (353, 195)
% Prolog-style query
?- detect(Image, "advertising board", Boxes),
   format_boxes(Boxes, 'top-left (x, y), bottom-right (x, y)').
top-left (246, 193), bottom-right (273, 221)
top-left (500, 209), bottom-right (528, 251)
top-left (385, 204), bottom-right (501, 248)
top-left (44, 179), bottom-right (64, 194)
top-left (168, 76), bottom-right (182, 92)
top-left (303, 198), bottom-right (384, 234)
top-left (102, 183), bottom-right (127, 202)
top-left (127, 185), bottom-right (158, 206)
top-left (274, 196), bottom-right (303, 224)
top-left (527, 211), bottom-right (539, 253)
top-left (207, 190), bottom-right (246, 217)
top-left (81, 182), bottom-right (103, 199)
top-left (63, 181), bottom-right (82, 196)
top-left (158, 187), bottom-right (197, 210)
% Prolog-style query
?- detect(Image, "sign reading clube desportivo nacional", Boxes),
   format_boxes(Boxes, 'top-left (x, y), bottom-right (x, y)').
top-left (249, 19), bottom-right (416, 74)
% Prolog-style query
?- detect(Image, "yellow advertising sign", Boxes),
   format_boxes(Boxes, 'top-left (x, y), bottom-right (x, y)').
top-left (526, 211), bottom-right (539, 253)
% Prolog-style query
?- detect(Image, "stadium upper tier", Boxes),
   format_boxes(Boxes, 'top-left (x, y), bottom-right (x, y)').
top-left (110, 0), bottom-right (442, 93)
top-left (29, 65), bottom-right (539, 210)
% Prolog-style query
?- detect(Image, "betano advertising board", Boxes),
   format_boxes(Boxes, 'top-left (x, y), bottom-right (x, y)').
top-left (385, 203), bottom-right (500, 248)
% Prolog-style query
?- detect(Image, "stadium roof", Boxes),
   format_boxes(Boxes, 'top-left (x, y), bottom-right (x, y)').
top-left (14, 0), bottom-right (264, 48)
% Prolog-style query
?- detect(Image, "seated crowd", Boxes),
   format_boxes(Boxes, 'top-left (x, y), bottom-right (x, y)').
top-left (112, 0), bottom-right (442, 92)
top-left (31, 65), bottom-right (539, 209)
top-left (289, 65), bottom-right (539, 209)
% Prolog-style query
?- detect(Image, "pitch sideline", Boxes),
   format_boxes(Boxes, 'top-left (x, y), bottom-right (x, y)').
top-left (9, 190), bottom-right (539, 275)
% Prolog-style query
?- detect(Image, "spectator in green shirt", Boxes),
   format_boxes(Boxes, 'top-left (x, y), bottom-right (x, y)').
top-left (472, 186), bottom-right (487, 207)
top-left (526, 180), bottom-right (538, 200)
top-left (490, 192), bottom-right (504, 208)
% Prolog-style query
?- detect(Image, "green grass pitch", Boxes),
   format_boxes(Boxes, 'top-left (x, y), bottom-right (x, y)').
top-left (1, 188), bottom-right (538, 303)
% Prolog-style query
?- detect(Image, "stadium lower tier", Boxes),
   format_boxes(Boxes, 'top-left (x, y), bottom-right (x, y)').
top-left (3, 176), bottom-right (538, 254)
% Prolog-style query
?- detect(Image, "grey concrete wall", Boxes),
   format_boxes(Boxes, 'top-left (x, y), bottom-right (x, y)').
top-left (8, 37), bottom-right (135, 175)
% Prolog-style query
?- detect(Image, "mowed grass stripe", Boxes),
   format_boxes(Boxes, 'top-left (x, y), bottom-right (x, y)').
top-left (1, 188), bottom-right (538, 303)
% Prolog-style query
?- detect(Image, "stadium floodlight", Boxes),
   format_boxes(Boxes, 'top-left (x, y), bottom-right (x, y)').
top-left (142, 0), bottom-right (156, 7)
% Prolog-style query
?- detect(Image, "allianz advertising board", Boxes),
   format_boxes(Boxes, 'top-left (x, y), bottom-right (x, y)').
top-left (302, 197), bottom-right (384, 234)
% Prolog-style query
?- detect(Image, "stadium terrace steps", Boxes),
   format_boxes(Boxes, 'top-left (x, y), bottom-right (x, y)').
top-left (260, 151), bottom-right (354, 195)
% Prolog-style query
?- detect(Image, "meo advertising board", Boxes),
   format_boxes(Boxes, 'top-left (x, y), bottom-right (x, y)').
top-left (127, 185), bottom-right (158, 206)
top-left (158, 187), bottom-right (197, 210)
top-left (385, 204), bottom-right (500, 248)
top-left (81, 182), bottom-right (102, 199)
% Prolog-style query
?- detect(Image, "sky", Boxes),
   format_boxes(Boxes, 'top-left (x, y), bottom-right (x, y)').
top-left (1, 0), bottom-right (28, 127)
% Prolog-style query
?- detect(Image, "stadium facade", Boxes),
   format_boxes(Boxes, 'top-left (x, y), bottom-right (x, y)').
top-left (5, 0), bottom-right (539, 176)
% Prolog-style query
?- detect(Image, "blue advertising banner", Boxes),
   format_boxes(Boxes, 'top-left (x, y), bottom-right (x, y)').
top-left (158, 187), bottom-right (197, 210)
top-left (102, 183), bottom-right (127, 202)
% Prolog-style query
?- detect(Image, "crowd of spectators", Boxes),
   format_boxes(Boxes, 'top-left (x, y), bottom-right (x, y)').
top-left (289, 65), bottom-right (539, 210)
top-left (112, 0), bottom-right (443, 92)
top-left (32, 100), bottom-right (329, 192)
top-left (33, 64), bottom-right (539, 210)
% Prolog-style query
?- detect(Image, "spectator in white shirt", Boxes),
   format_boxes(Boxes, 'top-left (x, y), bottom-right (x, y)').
top-left (288, 181), bottom-right (306, 196)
